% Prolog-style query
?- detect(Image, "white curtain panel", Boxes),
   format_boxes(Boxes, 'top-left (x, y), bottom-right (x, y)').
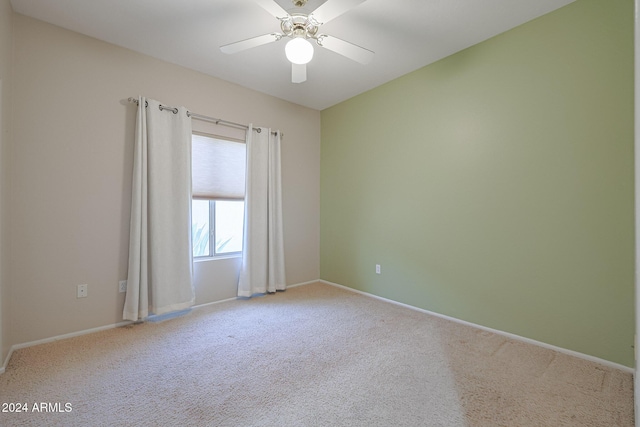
top-left (238, 126), bottom-right (286, 297)
top-left (123, 97), bottom-right (195, 321)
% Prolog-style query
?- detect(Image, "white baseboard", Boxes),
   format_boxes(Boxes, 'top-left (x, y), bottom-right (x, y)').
top-left (192, 296), bottom-right (239, 310)
top-left (9, 278), bottom-right (621, 376)
top-left (286, 279), bottom-right (320, 289)
top-left (1, 320), bottom-right (133, 374)
top-left (0, 278), bottom-right (322, 374)
top-left (192, 279), bottom-right (320, 310)
top-left (319, 279), bottom-right (635, 374)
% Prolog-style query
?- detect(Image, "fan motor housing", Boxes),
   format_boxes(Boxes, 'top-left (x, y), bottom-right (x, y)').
top-left (281, 13), bottom-right (318, 39)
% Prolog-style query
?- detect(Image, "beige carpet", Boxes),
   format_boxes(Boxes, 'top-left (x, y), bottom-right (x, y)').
top-left (0, 282), bottom-right (634, 426)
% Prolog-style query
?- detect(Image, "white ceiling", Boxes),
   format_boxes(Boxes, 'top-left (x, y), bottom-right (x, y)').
top-left (10, 0), bottom-right (575, 110)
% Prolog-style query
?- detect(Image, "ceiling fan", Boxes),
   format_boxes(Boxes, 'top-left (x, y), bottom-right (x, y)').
top-left (220, 0), bottom-right (374, 83)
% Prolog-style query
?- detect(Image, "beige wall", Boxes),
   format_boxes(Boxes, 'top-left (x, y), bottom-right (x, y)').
top-left (0, 0), bottom-right (13, 365)
top-left (9, 14), bottom-right (320, 346)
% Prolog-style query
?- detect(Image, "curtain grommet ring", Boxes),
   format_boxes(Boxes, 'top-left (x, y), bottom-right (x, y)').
top-left (159, 104), bottom-right (179, 114)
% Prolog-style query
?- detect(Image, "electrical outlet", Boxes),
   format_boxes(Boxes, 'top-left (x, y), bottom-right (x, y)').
top-left (119, 280), bottom-right (127, 293)
top-left (77, 284), bottom-right (88, 298)
top-left (376, 264), bottom-right (381, 274)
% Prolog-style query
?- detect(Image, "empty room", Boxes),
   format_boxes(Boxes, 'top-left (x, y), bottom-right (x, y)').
top-left (0, 0), bottom-right (636, 425)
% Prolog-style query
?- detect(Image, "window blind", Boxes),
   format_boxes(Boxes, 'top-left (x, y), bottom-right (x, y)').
top-left (192, 134), bottom-right (246, 200)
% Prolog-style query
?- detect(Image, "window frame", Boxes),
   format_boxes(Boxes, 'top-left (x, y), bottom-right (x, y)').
top-left (192, 198), bottom-right (246, 260)
top-left (191, 132), bottom-right (246, 260)
top-left (195, 199), bottom-right (244, 259)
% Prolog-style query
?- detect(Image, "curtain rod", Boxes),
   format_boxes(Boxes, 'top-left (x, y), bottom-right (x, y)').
top-left (127, 97), bottom-right (279, 136)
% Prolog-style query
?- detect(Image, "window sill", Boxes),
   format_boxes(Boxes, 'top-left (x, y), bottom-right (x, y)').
top-left (194, 254), bottom-right (242, 263)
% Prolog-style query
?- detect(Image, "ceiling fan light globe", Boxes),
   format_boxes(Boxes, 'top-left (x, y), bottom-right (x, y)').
top-left (285, 38), bottom-right (314, 65)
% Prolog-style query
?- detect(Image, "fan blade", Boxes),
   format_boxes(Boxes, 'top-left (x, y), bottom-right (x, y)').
top-left (292, 63), bottom-right (307, 83)
top-left (254, 0), bottom-right (289, 19)
top-left (316, 35), bottom-right (374, 64)
top-left (310, 0), bottom-right (367, 25)
top-left (220, 33), bottom-right (282, 54)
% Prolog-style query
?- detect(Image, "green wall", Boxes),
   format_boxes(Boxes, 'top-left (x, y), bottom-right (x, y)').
top-left (320, 0), bottom-right (634, 367)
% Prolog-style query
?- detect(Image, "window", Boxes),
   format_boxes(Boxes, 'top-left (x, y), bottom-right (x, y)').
top-left (191, 133), bottom-right (246, 258)
top-left (192, 199), bottom-right (244, 257)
